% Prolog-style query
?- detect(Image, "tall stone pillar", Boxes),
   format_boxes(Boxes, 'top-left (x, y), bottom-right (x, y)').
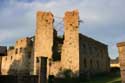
top-left (117, 42), bottom-right (125, 83)
top-left (34, 11), bottom-right (54, 78)
top-left (61, 10), bottom-right (79, 76)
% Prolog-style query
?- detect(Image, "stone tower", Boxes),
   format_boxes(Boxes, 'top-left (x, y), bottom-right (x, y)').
top-left (61, 10), bottom-right (80, 75)
top-left (34, 11), bottom-right (54, 75)
top-left (117, 42), bottom-right (125, 83)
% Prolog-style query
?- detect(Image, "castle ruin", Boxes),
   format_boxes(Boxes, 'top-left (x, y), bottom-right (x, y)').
top-left (0, 10), bottom-right (110, 80)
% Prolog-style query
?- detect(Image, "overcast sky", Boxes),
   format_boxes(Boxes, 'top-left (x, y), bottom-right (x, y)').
top-left (0, 0), bottom-right (125, 59)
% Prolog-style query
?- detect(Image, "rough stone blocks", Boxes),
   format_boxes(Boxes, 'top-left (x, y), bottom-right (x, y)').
top-left (61, 10), bottom-right (79, 75)
top-left (117, 42), bottom-right (125, 83)
top-left (34, 11), bottom-right (54, 75)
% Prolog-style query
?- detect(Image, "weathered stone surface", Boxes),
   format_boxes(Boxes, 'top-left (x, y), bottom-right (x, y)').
top-left (34, 11), bottom-right (54, 75)
top-left (0, 10), bottom-right (110, 78)
top-left (50, 61), bottom-right (62, 76)
top-left (79, 34), bottom-right (110, 75)
top-left (117, 42), bottom-right (125, 83)
top-left (48, 10), bottom-right (110, 77)
top-left (35, 11), bottom-right (54, 58)
top-left (61, 10), bottom-right (80, 75)
top-left (1, 37), bottom-right (33, 75)
top-left (117, 42), bottom-right (125, 67)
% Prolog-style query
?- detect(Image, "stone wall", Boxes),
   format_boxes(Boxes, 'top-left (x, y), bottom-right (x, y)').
top-left (43, 10), bottom-right (110, 77)
top-left (1, 49), bottom-right (15, 75)
top-left (117, 42), bottom-right (125, 83)
top-left (34, 11), bottom-right (54, 76)
top-left (1, 37), bottom-right (33, 75)
top-left (50, 61), bottom-right (62, 76)
top-left (61, 10), bottom-right (80, 76)
top-left (79, 34), bottom-right (110, 75)
top-left (0, 10), bottom-right (110, 79)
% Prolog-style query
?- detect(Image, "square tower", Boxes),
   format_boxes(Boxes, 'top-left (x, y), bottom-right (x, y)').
top-left (61, 10), bottom-right (80, 76)
top-left (34, 11), bottom-right (54, 75)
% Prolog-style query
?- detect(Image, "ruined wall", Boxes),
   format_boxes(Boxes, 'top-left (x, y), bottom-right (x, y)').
top-left (34, 11), bottom-right (54, 75)
top-left (79, 34), bottom-right (110, 75)
top-left (50, 33), bottom-right (110, 77)
top-left (50, 61), bottom-right (62, 76)
top-left (1, 10), bottom-right (110, 78)
top-left (117, 42), bottom-right (125, 83)
top-left (61, 10), bottom-right (79, 75)
top-left (1, 49), bottom-right (15, 75)
top-left (1, 37), bottom-right (33, 75)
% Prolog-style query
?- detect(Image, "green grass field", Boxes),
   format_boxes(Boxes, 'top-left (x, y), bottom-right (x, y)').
top-left (85, 73), bottom-right (121, 83)
top-left (53, 71), bottom-right (121, 83)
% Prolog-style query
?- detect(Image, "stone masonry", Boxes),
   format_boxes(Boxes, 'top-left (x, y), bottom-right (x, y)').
top-left (61, 10), bottom-right (80, 75)
top-left (117, 42), bottom-right (125, 83)
top-left (1, 37), bottom-right (33, 75)
top-left (0, 10), bottom-right (110, 79)
top-left (79, 34), bottom-right (110, 75)
top-left (34, 11), bottom-right (54, 76)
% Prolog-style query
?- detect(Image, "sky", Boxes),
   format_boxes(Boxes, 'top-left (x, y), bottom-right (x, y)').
top-left (0, 0), bottom-right (125, 59)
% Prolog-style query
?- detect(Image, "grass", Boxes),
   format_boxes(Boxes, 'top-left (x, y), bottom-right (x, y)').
top-left (52, 71), bottom-right (121, 83)
top-left (85, 73), bottom-right (121, 83)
